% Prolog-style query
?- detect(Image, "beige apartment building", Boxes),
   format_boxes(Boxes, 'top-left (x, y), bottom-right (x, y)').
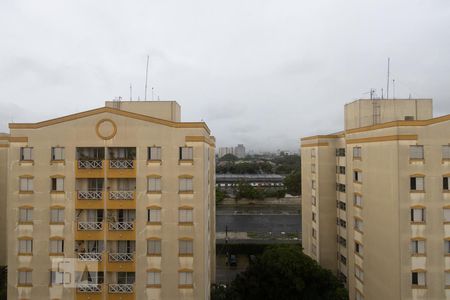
top-left (1, 100), bottom-right (216, 300)
top-left (301, 99), bottom-right (450, 300)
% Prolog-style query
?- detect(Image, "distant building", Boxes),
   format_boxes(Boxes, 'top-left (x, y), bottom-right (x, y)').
top-left (216, 174), bottom-right (285, 191)
top-left (301, 98), bottom-right (450, 300)
top-left (218, 147), bottom-right (235, 158)
top-left (234, 144), bottom-right (246, 158)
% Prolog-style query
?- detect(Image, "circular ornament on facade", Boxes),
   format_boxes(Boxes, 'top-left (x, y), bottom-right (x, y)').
top-left (96, 119), bottom-right (117, 140)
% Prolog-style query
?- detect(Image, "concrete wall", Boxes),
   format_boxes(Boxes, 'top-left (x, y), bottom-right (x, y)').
top-left (105, 100), bottom-right (181, 122)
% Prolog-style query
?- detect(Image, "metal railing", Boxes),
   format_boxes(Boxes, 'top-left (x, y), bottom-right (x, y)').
top-left (108, 222), bottom-right (134, 231)
top-left (108, 253), bottom-right (134, 262)
top-left (77, 283), bottom-right (102, 293)
top-left (109, 160), bottom-right (134, 169)
top-left (78, 222), bottom-right (103, 231)
top-left (78, 191), bottom-right (103, 200)
top-left (78, 253), bottom-right (102, 261)
top-left (109, 191), bottom-right (134, 200)
top-left (78, 160), bottom-right (103, 169)
top-left (108, 284), bottom-right (134, 293)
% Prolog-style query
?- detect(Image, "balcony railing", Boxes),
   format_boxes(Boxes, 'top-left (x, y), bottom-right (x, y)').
top-left (77, 283), bottom-right (102, 293)
top-left (78, 160), bottom-right (103, 169)
top-left (78, 253), bottom-right (103, 261)
top-left (78, 191), bottom-right (103, 200)
top-left (78, 222), bottom-right (103, 231)
top-left (109, 191), bottom-right (134, 200)
top-left (109, 160), bottom-right (134, 169)
top-left (109, 284), bottom-right (134, 293)
top-left (108, 253), bottom-right (134, 262)
top-left (108, 222), bottom-right (134, 231)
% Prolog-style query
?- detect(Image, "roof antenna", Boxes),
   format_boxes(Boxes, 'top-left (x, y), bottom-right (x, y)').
top-left (129, 83), bottom-right (133, 101)
top-left (386, 57), bottom-right (390, 99)
top-left (392, 79), bottom-right (396, 99)
top-left (144, 55), bottom-right (149, 101)
top-left (151, 87), bottom-right (154, 101)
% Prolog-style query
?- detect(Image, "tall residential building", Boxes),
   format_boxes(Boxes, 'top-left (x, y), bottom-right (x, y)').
top-left (0, 133), bottom-right (8, 268)
top-left (234, 144), bottom-right (246, 159)
top-left (2, 100), bottom-right (216, 300)
top-left (217, 147), bottom-right (234, 158)
top-left (301, 98), bottom-right (450, 300)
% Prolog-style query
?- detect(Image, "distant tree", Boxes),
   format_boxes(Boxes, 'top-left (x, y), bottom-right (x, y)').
top-left (216, 187), bottom-right (228, 203)
top-left (220, 154), bottom-right (238, 161)
top-left (214, 245), bottom-right (348, 300)
top-left (235, 182), bottom-right (264, 200)
top-left (284, 170), bottom-right (301, 195)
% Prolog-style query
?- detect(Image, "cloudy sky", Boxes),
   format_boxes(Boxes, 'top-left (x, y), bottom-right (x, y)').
top-left (1, 0), bottom-right (449, 152)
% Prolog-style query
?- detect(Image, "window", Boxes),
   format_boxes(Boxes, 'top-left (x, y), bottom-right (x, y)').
top-left (355, 267), bottom-right (364, 282)
top-left (337, 166), bottom-right (346, 175)
top-left (354, 194), bottom-right (362, 207)
top-left (338, 236), bottom-right (346, 247)
top-left (179, 208), bottom-right (193, 224)
top-left (412, 271), bottom-right (426, 286)
top-left (353, 170), bottom-right (362, 183)
top-left (411, 208), bottom-right (425, 223)
top-left (179, 271), bottom-right (193, 286)
top-left (312, 180), bottom-right (316, 190)
top-left (444, 177), bottom-right (449, 191)
top-left (179, 178), bottom-right (193, 192)
top-left (410, 176), bottom-right (424, 191)
top-left (19, 207), bottom-right (33, 223)
top-left (147, 239), bottom-right (161, 256)
top-left (338, 201), bottom-right (346, 211)
top-left (117, 272), bottom-right (135, 284)
top-left (353, 147), bottom-right (361, 159)
top-left (336, 148), bottom-right (346, 157)
top-left (20, 147), bottom-right (33, 161)
top-left (179, 147), bottom-right (193, 160)
top-left (19, 177), bottom-right (33, 192)
top-left (147, 271), bottom-right (161, 286)
top-left (147, 177), bottom-right (161, 192)
top-left (51, 147), bottom-right (65, 160)
top-left (179, 240), bottom-right (193, 256)
top-left (18, 239), bottom-right (32, 254)
top-left (336, 183), bottom-right (346, 192)
top-left (311, 164), bottom-right (316, 173)
top-left (444, 208), bottom-right (450, 223)
top-left (409, 145), bottom-right (424, 160)
top-left (49, 240), bottom-right (64, 254)
top-left (445, 240), bottom-right (450, 255)
top-left (51, 177), bottom-right (64, 192)
top-left (312, 212), bottom-right (316, 222)
top-left (50, 271), bottom-right (64, 285)
top-left (312, 196), bottom-right (316, 206)
top-left (148, 147), bottom-right (162, 160)
top-left (443, 145), bottom-right (450, 160)
top-left (339, 254), bottom-right (347, 265)
top-left (147, 208), bottom-right (161, 223)
top-left (354, 218), bottom-right (363, 232)
top-left (355, 242), bottom-right (363, 256)
top-left (410, 239), bottom-right (425, 255)
top-left (312, 228), bottom-right (317, 239)
top-left (311, 149), bottom-right (316, 158)
top-left (18, 270), bottom-right (32, 286)
top-left (338, 218), bottom-right (346, 229)
top-left (446, 272), bottom-right (450, 287)
top-left (50, 208), bottom-right (64, 223)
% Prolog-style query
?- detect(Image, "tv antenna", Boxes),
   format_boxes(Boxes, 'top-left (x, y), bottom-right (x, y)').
top-left (144, 55), bottom-right (149, 101)
top-left (386, 57), bottom-right (390, 99)
top-left (129, 83), bottom-right (133, 101)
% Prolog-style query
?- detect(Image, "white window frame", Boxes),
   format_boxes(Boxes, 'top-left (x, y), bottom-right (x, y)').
top-left (18, 271), bottom-right (32, 285)
top-left (179, 240), bottom-right (193, 255)
top-left (147, 239), bottom-right (161, 255)
top-left (179, 178), bottom-right (193, 192)
top-left (409, 145), bottom-right (424, 160)
top-left (51, 147), bottom-right (65, 160)
top-left (19, 207), bottom-right (33, 223)
top-left (411, 177), bottom-right (424, 191)
top-left (51, 178), bottom-right (64, 192)
top-left (148, 147), bottom-right (162, 160)
top-left (18, 239), bottom-right (33, 254)
top-left (20, 147), bottom-right (33, 161)
top-left (179, 271), bottom-right (193, 285)
top-left (412, 271), bottom-right (426, 286)
top-left (147, 271), bottom-right (161, 285)
top-left (19, 178), bottom-right (33, 192)
top-left (147, 208), bottom-right (161, 223)
top-left (444, 208), bottom-right (450, 223)
top-left (410, 239), bottom-right (425, 255)
top-left (443, 145), bottom-right (450, 160)
top-left (180, 147), bottom-right (193, 160)
top-left (49, 240), bottom-right (64, 254)
top-left (50, 208), bottom-right (64, 223)
top-left (411, 208), bottom-right (425, 223)
top-left (353, 147), bottom-right (361, 159)
top-left (147, 177), bottom-right (161, 192)
top-left (50, 271), bottom-right (64, 285)
top-left (179, 208), bottom-right (193, 223)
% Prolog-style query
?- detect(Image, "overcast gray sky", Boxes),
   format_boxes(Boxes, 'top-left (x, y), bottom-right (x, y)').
top-left (1, 0), bottom-right (449, 152)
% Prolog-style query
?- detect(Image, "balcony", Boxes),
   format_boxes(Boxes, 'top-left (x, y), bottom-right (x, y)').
top-left (107, 253), bottom-right (135, 272)
top-left (78, 252), bottom-right (103, 261)
top-left (76, 160), bottom-right (105, 178)
top-left (77, 283), bottom-right (102, 293)
top-left (107, 191), bottom-right (135, 209)
top-left (76, 191), bottom-right (104, 209)
top-left (75, 222), bottom-right (105, 240)
top-left (107, 222), bottom-right (135, 240)
top-left (76, 252), bottom-right (106, 272)
top-left (109, 284), bottom-right (134, 294)
top-left (106, 160), bottom-right (136, 178)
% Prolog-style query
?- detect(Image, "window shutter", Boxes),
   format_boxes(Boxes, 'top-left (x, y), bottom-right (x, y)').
top-left (418, 241), bottom-right (425, 254)
top-left (416, 178), bottom-right (424, 190)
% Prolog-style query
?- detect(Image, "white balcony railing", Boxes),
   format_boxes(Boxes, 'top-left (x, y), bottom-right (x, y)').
top-left (78, 253), bottom-right (103, 261)
top-left (108, 284), bottom-right (134, 293)
top-left (108, 222), bottom-right (134, 231)
top-left (78, 191), bottom-right (103, 200)
top-left (78, 222), bottom-right (103, 231)
top-left (109, 191), bottom-right (134, 200)
top-left (109, 253), bottom-right (134, 262)
top-left (78, 160), bottom-right (103, 169)
top-left (77, 283), bottom-right (102, 293)
top-left (109, 160), bottom-right (134, 169)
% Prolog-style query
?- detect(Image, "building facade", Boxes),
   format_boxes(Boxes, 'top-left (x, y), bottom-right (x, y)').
top-left (234, 144), bottom-right (246, 159)
top-left (217, 147), bottom-right (234, 158)
top-left (301, 99), bottom-right (450, 300)
top-left (3, 100), bottom-right (216, 300)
